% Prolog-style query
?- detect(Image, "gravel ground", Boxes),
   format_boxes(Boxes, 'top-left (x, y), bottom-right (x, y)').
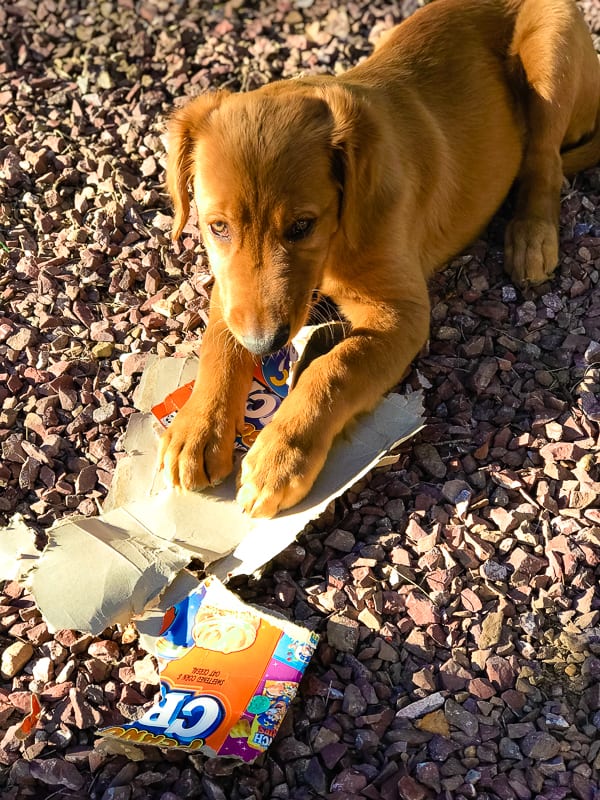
top-left (1, 1), bottom-right (600, 798)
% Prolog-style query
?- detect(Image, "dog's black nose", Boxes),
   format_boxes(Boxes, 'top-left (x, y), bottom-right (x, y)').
top-left (242, 325), bottom-right (290, 356)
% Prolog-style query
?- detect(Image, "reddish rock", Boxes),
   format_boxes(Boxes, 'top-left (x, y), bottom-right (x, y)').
top-left (397, 774), bottom-right (428, 800)
top-left (54, 631), bottom-right (93, 654)
top-left (121, 352), bottom-right (149, 377)
top-left (507, 548), bottom-right (547, 578)
top-left (68, 688), bottom-right (104, 729)
top-left (87, 640), bottom-right (120, 662)
top-left (520, 731), bottom-right (561, 759)
top-left (29, 758), bottom-right (84, 790)
top-left (539, 441), bottom-right (584, 461)
top-left (468, 678), bottom-right (496, 699)
top-left (486, 656), bottom-right (516, 690)
top-left (405, 593), bottom-right (439, 626)
top-left (488, 506), bottom-right (518, 532)
top-left (7, 691), bottom-right (31, 713)
top-left (330, 768), bottom-right (368, 794)
top-left (319, 742), bottom-right (347, 769)
top-left (415, 762), bottom-right (441, 793)
top-left (27, 621), bottom-right (53, 646)
top-left (439, 660), bottom-right (471, 691)
top-left (342, 684), bottom-right (368, 717)
top-left (460, 587), bottom-right (483, 612)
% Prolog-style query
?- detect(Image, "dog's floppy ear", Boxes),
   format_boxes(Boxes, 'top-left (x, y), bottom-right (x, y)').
top-left (166, 91), bottom-right (229, 239)
top-left (318, 83), bottom-right (384, 250)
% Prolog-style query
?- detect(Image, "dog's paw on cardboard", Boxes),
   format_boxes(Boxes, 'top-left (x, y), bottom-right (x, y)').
top-left (159, 407), bottom-right (235, 491)
top-left (236, 427), bottom-right (325, 518)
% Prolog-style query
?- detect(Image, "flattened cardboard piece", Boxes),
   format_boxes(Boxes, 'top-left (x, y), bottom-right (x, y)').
top-left (0, 514), bottom-right (40, 582)
top-left (103, 386), bottom-right (423, 581)
top-left (100, 576), bottom-right (318, 762)
top-left (210, 391), bottom-right (424, 580)
top-left (26, 514), bottom-right (191, 633)
top-left (2, 329), bottom-right (424, 636)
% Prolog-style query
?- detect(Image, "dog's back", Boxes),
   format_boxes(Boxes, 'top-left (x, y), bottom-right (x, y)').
top-left (358, 0), bottom-right (600, 171)
top-left (337, 0), bottom-right (600, 277)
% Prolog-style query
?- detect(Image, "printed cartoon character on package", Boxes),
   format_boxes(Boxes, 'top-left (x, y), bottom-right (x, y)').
top-left (151, 348), bottom-right (296, 451)
top-left (99, 577), bottom-right (318, 762)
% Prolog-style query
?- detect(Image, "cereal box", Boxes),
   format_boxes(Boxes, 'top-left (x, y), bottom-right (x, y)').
top-left (99, 577), bottom-right (318, 761)
top-left (151, 347), bottom-right (296, 452)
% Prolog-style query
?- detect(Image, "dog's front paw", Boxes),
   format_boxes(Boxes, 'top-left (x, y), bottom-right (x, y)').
top-left (504, 217), bottom-right (559, 286)
top-left (159, 402), bottom-right (236, 491)
top-left (236, 423), bottom-right (327, 518)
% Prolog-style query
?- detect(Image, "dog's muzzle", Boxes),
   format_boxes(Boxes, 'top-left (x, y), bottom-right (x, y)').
top-left (241, 324), bottom-right (290, 356)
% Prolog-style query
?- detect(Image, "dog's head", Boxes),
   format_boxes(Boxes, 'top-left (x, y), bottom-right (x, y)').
top-left (166, 83), bottom-right (381, 356)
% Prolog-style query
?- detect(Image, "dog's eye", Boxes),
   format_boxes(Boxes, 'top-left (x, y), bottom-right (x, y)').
top-left (286, 218), bottom-right (315, 242)
top-left (209, 221), bottom-right (230, 240)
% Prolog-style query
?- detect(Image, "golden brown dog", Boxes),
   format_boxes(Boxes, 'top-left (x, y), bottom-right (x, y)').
top-left (160, 0), bottom-right (600, 517)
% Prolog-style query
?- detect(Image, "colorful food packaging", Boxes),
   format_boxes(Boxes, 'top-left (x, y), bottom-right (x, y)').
top-left (150, 348), bottom-right (295, 451)
top-left (99, 576), bottom-right (318, 761)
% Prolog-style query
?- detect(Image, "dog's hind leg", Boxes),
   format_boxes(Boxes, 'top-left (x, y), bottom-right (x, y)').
top-left (504, 0), bottom-right (600, 286)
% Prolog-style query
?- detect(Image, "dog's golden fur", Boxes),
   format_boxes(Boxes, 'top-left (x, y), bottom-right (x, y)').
top-left (160, 0), bottom-right (600, 517)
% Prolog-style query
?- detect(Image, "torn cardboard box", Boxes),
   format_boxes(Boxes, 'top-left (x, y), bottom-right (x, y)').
top-left (2, 327), bottom-right (424, 636)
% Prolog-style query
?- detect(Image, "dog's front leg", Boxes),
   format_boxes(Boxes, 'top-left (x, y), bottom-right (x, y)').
top-left (159, 282), bottom-right (254, 490)
top-left (237, 294), bottom-right (430, 517)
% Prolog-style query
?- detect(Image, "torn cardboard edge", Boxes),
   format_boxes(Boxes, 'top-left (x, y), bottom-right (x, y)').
top-left (1, 333), bottom-right (424, 637)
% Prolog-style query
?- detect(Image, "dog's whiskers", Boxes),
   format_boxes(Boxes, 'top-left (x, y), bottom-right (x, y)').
top-left (305, 298), bottom-right (346, 331)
